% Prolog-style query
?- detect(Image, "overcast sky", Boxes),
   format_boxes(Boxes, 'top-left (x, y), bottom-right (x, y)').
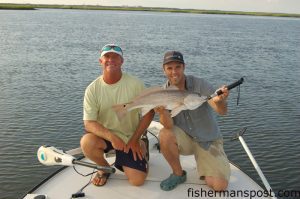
top-left (2, 0), bottom-right (300, 14)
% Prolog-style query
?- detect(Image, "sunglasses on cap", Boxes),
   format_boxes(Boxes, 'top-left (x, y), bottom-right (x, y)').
top-left (101, 45), bottom-right (122, 53)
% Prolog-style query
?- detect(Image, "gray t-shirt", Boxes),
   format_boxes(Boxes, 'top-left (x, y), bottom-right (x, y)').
top-left (164, 75), bottom-right (222, 149)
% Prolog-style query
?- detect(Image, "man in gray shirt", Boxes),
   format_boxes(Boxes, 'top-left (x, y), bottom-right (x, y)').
top-left (156, 51), bottom-right (230, 191)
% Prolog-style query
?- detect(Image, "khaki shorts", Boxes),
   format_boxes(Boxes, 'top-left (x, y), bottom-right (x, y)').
top-left (173, 126), bottom-right (230, 181)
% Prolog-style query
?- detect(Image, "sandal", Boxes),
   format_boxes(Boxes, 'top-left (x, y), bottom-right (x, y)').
top-left (92, 172), bottom-right (111, 186)
top-left (160, 170), bottom-right (187, 191)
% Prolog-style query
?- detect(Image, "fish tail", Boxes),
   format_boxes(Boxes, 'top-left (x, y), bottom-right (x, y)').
top-left (112, 104), bottom-right (128, 121)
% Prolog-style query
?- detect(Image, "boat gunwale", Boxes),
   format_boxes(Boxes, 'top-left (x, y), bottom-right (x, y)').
top-left (20, 156), bottom-right (85, 199)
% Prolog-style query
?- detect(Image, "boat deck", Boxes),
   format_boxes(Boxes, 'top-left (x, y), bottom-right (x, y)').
top-left (24, 122), bottom-right (268, 199)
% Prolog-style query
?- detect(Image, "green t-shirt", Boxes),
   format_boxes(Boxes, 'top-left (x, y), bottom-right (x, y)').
top-left (83, 73), bottom-right (144, 143)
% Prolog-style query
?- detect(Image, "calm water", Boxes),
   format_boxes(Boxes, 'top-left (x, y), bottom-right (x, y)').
top-left (0, 9), bottom-right (299, 199)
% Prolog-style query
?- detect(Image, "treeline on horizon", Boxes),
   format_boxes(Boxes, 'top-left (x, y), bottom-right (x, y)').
top-left (1, 3), bottom-right (300, 18)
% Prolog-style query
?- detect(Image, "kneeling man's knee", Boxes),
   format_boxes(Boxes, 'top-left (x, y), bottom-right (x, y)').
top-left (128, 175), bottom-right (146, 186)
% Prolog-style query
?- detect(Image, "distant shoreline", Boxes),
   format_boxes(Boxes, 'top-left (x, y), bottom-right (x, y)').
top-left (1, 3), bottom-right (300, 18)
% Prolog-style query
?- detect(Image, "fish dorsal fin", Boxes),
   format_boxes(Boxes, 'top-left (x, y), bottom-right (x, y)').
top-left (135, 85), bottom-right (180, 101)
top-left (134, 86), bottom-right (164, 100)
top-left (138, 85), bottom-right (179, 96)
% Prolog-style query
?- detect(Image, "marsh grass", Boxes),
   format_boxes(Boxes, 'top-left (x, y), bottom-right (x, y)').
top-left (1, 3), bottom-right (300, 18)
top-left (0, 3), bottom-right (36, 10)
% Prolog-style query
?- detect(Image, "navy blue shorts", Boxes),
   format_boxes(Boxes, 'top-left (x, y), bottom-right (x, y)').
top-left (104, 139), bottom-right (148, 173)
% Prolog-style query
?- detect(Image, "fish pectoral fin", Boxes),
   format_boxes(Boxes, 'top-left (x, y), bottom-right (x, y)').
top-left (141, 106), bottom-right (155, 116)
top-left (170, 104), bottom-right (187, 117)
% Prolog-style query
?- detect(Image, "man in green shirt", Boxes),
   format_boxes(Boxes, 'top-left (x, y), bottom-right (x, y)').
top-left (81, 44), bottom-right (154, 186)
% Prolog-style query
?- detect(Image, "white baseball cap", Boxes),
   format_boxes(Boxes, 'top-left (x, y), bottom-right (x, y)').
top-left (100, 44), bottom-right (123, 58)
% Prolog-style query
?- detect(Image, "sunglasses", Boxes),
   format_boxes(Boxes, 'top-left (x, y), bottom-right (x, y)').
top-left (101, 45), bottom-right (122, 53)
